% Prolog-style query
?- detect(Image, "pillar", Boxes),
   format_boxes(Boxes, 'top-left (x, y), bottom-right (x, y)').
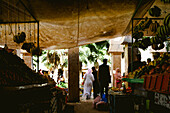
top-left (111, 52), bottom-right (122, 87)
top-left (68, 47), bottom-right (79, 102)
top-left (111, 53), bottom-right (114, 87)
top-left (125, 44), bottom-right (129, 75)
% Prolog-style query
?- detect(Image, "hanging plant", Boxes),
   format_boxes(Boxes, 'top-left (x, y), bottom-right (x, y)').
top-left (13, 32), bottom-right (26, 44)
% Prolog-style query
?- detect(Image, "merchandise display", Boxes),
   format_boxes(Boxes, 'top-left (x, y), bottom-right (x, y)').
top-left (0, 49), bottom-right (54, 86)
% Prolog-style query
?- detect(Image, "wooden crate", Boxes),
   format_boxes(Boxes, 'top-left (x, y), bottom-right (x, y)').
top-left (155, 74), bottom-right (163, 91)
top-left (149, 75), bottom-right (157, 90)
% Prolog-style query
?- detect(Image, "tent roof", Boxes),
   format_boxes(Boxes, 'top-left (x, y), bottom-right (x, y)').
top-left (0, 0), bottom-right (168, 50)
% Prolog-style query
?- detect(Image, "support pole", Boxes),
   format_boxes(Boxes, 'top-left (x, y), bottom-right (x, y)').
top-left (68, 47), bottom-right (79, 102)
top-left (37, 21), bottom-right (39, 72)
top-left (18, 0), bottom-right (37, 21)
top-left (131, 18), bottom-right (133, 73)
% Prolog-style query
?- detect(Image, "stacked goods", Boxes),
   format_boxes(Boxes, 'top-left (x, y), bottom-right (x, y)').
top-left (0, 49), bottom-right (53, 86)
top-left (128, 52), bottom-right (170, 79)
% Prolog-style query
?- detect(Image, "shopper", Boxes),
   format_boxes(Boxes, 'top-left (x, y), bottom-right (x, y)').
top-left (128, 54), bottom-right (144, 73)
top-left (114, 68), bottom-right (122, 88)
top-left (92, 66), bottom-right (99, 99)
top-left (57, 69), bottom-right (65, 83)
top-left (83, 68), bottom-right (95, 99)
top-left (147, 58), bottom-right (151, 64)
top-left (98, 59), bottom-right (110, 101)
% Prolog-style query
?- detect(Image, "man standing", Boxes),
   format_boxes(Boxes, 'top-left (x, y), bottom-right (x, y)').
top-left (98, 59), bottom-right (110, 101)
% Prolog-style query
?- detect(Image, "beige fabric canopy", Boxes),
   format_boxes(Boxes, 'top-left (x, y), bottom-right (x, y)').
top-left (0, 0), bottom-right (167, 50)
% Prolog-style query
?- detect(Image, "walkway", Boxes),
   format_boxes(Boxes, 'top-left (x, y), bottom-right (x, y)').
top-left (66, 97), bottom-right (110, 113)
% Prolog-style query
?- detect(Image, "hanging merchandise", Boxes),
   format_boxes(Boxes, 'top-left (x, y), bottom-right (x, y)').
top-left (21, 42), bottom-right (35, 53)
top-left (13, 32), bottom-right (26, 44)
top-left (133, 12), bottom-right (170, 50)
top-left (13, 5), bottom-right (26, 44)
top-left (149, 21), bottom-right (160, 33)
top-left (30, 23), bottom-right (42, 56)
top-left (148, 5), bottom-right (161, 17)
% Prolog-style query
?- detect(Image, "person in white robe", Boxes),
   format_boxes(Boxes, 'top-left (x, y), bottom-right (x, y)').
top-left (83, 68), bottom-right (95, 99)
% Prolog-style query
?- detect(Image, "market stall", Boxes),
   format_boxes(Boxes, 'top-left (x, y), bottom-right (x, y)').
top-left (0, 48), bottom-right (67, 113)
top-left (108, 2), bottom-right (170, 113)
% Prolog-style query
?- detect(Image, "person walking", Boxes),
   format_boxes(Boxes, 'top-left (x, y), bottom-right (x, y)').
top-left (83, 68), bottom-right (95, 99)
top-left (98, 59), bottom-right (110, 101)
top-left (92, 66), bottom-right (99, 99)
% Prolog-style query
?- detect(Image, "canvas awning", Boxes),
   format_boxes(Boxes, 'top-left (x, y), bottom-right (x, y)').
top-left (1, 0), bottom-right (167, 50)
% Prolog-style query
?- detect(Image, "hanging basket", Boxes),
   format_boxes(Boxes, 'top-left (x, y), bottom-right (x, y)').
top-left (21, 42), bottom-right (35, 53)
top-left (13, 32), bottom-right (26, 44)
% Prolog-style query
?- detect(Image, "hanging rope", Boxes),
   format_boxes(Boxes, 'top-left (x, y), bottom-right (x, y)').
top-left (24, 9), bottom-right (26, 31)
top-left (77, 0), bottom-right (80, 46)
top-left (30, 23), bottom-right (31, 42)
top-left (34, 23), bottom-right (35, 43)
top-left (15, 23), bottom-right (17, 35)
top-left (7, 0), bottom-right (13, 36)
top-left (15, 0), bottom-right (17, 35)
top-left (18, 5), bottom-right (20, 33)
top-left (5, 25), bottom-right (7, 45)
top-left (8, 0), bottom-right (10, 35)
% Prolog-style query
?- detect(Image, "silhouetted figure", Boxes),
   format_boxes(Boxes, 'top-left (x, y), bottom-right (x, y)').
top-left (57, 69), bottom-right (65, 83)
top-left (147, 58), bottom-right (151, 64)
top-left (98, 59), bottom-right (110, 101)
top-left (92, 66), bottom-right (99, 99)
